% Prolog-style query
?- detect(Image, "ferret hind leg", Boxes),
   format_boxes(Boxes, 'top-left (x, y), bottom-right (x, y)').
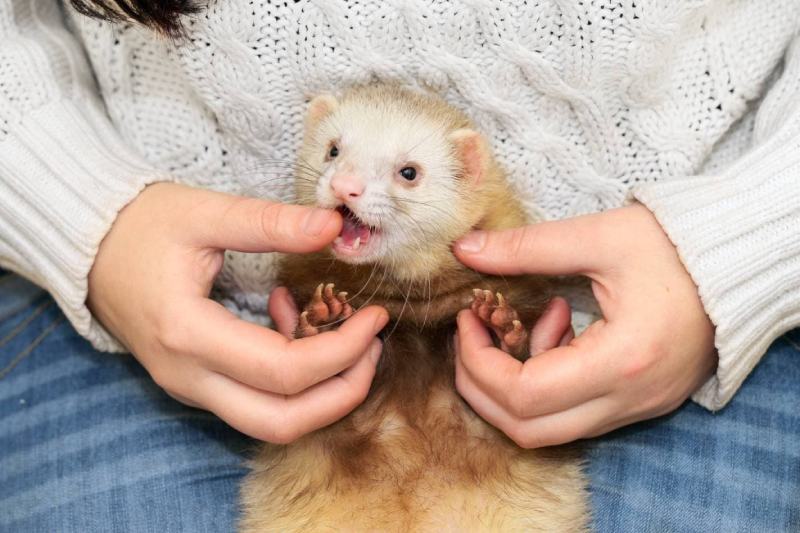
top-left (295, 283), bottom-right (353, 338)
top-left (470, 289), bottom-right (529, 358)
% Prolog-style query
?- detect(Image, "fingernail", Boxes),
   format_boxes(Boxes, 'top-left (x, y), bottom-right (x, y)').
top-left (456, 231), bottom-right (486, 253)
top-left (373, 310), bottom-right (389, 333)
top-left (303, 208), bottom-right (335, 236)
top-left (369, 340), bottom-right (383, 363)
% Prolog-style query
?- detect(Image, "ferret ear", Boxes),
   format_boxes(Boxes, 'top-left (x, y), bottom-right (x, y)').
top-left (305, 94), bottom-right (339, 131)
top-left (449, 129), bottom-right (490, 185)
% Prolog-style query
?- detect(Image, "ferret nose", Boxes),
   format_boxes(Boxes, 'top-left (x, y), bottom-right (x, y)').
top-left (330, 173), bottom-right (365, 200)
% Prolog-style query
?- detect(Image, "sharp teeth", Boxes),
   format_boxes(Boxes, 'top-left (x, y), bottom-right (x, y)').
top-left (353, 236), bottom-right (361, 250)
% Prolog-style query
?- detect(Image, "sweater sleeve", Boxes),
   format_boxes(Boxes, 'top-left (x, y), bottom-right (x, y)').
top-left (631, 36), bottom-right (800, 411)
top-left (0, 0), bottom-right (169, 351)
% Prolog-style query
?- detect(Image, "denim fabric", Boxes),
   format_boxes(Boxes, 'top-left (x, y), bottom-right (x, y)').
top-left (0, 273), bottom-right (251, 532)
top-left (588, 329), bottom-right (800, 533)
top-left (1, 271), bottom-right (798, 532)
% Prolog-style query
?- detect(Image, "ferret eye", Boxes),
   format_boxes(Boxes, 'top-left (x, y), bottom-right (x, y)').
top-left (399, 167), bottom-right (417, 181)
top-left (328, 144), bottom-right (339, 159)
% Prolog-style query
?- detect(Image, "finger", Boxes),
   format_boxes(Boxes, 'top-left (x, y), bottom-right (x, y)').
top-left (268, 286), bottom-right (299, 338)
top-left (529, 297), bottom-right (573, 356)
top-left (455, 358), bottom-right (616, 448)
top-left (190, 190), bottom-right (342, 253)
top-left (199, 339), bottom-right (382, 443)
top-left (456, 366), bottom-right (622, 448)
top-left (186, 299), bottom-right (388, 395)
top-left (453, 214), bottom-right (614, 276)
top-left (456, 309), bottom-right (611, 417)
top-left (559, 326), bottom-right (575, 346)
top-left (164, 390), bottom-right (203, 409)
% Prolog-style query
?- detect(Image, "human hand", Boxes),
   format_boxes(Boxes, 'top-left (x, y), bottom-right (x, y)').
top-left (88, 182), bottom-right (388, 443)
top-left (453, 204), bottom-right (717, 448)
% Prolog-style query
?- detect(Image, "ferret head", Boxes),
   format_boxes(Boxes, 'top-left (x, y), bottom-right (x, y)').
top-left (296, 86), bottom-right (504, 281)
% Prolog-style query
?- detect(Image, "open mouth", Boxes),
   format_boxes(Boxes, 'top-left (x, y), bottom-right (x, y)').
top-left (332, 206), bottom-right (380, 259)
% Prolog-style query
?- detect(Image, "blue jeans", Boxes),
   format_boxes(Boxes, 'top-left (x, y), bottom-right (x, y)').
top-left (1, 272), bottom-right (798, 532)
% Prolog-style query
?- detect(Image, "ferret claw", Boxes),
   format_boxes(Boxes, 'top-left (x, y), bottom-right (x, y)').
top-left (297, 311), bottom-right (319, 338)
top-left (468, 288), bottom-right (529, 358)
top-left (502, 320), bottom-right (526, 352)
top-left (295, 282), bottom-right (352, 338)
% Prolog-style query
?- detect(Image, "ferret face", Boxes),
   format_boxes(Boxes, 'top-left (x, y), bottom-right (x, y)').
top-left (296, 89), bottom-right (485, 277)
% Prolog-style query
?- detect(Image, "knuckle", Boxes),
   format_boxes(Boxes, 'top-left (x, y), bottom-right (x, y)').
top-left (619, 339), bottom-right (660, 381)
top-left (646, 386), bottom-right (682, 416)
top-left (454, 366), bottom-right (467, 393)
top-left (507, 389), bottom-right (531, 418)
top-left (148, 365), bottom-right (174, 393)
top-left (506, 226), bottom-right (531, 263)
top-left (265, 419), bottom-right (301, 445)
top-left (253, 344), bottom-right (293, 394)
top-left (620, 356), bottom-right (647, 381)
top-left (348, 378), bottom-right (371, 406)
top-left (642, 336), bottom-right (667, 362)
top-left (155, 321), bottom-right (186, 354)
top-left (272, 363), bottom-right (306, 395)
top-left (507, 427), bottom-right (539, 449)
top-left (509, 376), bottom-right (539, 417)
top-left (153, 303), bottom-right (189, 353)
top-left (267, 428), bottom-right (297, 445)
top-left (272, 372), bottom-right (301, 396)
top-left (258, 202), bottom-right (288, 242)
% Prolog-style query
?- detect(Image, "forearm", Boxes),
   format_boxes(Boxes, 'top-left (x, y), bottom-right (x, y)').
top-left (632, 38), bottom-right (800, 410)
top-left (0, 0), bottom-right (167, 351)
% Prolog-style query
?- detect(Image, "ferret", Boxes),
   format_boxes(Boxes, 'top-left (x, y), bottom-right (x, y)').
top-left (240, 85), bottom-right (588, 532)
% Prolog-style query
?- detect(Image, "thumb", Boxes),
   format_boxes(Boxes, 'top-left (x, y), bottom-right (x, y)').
top-left (194, 191), bottom-right (342, 253)
top-left (453, 216), bottom-right (607, 276)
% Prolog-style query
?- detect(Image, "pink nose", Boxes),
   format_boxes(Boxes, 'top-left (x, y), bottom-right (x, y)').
top-left (330, 173), bottom-right (365, 200)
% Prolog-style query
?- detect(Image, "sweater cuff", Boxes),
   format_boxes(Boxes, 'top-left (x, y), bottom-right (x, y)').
top-left (0, 98), bottom-right (171, 352)
top-left (631, 134), bottom-right (800, 410)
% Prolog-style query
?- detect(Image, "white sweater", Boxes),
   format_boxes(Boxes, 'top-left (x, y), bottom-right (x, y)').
top-left (1, 0), bottom-right (799, 411)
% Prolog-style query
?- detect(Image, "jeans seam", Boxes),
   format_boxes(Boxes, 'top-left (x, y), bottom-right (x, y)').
top-left (0, 300), bottom-right (54, 351)
top-left (0, 314), bottom-right (64, 379)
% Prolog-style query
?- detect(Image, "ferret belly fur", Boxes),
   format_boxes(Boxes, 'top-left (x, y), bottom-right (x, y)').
top-left (239, 86), bottom-right (589, 532)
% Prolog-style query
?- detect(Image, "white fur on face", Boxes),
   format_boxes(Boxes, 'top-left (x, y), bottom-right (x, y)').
top-left (308, 100), bottom-right (467, 268)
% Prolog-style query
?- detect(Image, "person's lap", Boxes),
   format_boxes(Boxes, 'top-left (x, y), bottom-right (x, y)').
top-left (587, 330), bottom-right (800, 532)
top-left (1, 272), bottom-right (797, 532)
top-left (0, 273), bottom-right (250, 532)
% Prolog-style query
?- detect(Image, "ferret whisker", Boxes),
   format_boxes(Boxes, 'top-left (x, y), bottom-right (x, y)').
top-left (245, 175), bottom-right (317, 187)
top-left (347, 260), bottom-right (381, 302)
top-left (352, 263), bottom-right (391, 316)
top-left (320, 259), bottom-right (390, 330)
top-left (232, 158), bottom-right (321, 180)
top-left (403, 125), bottom-right (447, 158)
top-left (398, 212), bottom-right (441, 247)
top-left (419, 272), bottom-right (432, 332)
top-left (392, 197), bottom-right (462, 228)
top-left (382, 278), bottom-right (414, 342)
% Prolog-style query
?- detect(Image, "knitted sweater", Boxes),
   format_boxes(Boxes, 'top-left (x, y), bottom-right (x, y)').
top-left (1, 0), bottom-right (799, 411)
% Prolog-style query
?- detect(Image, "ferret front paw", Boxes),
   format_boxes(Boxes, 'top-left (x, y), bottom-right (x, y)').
top-left (295, 283), bottom-right (353, 338)
top-left (470, 289), bottom-right (529, 358)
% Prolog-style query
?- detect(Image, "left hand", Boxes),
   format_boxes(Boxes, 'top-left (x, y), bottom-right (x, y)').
top-left (453, 204), bottom-right (717, 448)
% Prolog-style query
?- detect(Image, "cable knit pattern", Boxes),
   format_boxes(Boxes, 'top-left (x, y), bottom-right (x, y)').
top-left (634, 39), bottom-right (800, 409)
top-left (1, 0), bottom-right (799, 408)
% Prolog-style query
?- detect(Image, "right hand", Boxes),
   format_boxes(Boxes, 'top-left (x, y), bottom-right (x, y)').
top-left (87, 182), bottom-right (388, 443)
